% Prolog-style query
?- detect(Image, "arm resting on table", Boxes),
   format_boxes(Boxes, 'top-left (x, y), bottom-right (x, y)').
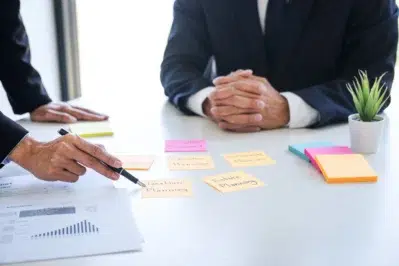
top-left (293, 0), bottom-right (398, 127)
top-left (0, 0), bottom-right (51, 115)
top-left (160, 0), bottom-right (213, 115)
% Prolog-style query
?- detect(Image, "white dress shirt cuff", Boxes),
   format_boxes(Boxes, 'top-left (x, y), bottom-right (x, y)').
top-left (281, 91), bottom-right (320, 128)
top-left (186, 86), bottom-right (215, 117)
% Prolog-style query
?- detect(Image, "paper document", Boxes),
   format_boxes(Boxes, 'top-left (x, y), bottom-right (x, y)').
top-left (0, 171), bottom-right (142, 264)
top-left (0, 169), bottom-right (112, 200)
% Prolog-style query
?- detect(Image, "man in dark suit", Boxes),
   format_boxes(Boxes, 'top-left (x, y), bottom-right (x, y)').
top-left (0, 0), bottom-right (122, 182)
top-left (161, 0), bottom-right (398, 132)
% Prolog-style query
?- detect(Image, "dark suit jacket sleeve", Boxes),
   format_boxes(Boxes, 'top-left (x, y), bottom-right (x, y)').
top-left (0, 112), bottom-right (28, 167)
top-left (160, 0), bottom-right (213, 114)
top-left (0, 0), bottom-right (51, 115)
top-left (294, 0), bottom-right (398, 127)
top-left (0, 0), bottom-right (50, 167)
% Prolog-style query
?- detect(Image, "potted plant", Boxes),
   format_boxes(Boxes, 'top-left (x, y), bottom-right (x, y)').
top-left (346, 70), bottom-right (389, 154)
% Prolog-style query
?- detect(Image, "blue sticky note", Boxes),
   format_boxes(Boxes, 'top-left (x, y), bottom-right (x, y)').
top-left (288, 142), bottom-right (334, 162)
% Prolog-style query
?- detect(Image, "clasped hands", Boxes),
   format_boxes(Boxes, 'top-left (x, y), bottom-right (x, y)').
top-left (203, 70), bottom-right (290, 132)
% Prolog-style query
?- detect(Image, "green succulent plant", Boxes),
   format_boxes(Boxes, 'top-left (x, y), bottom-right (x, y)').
top-left (346, 70), bottom-right (389, 122)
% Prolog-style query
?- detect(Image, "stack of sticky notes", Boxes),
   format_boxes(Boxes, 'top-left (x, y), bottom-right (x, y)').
top-left (314, 154), bottom-right (377, 184)
top-left (288, 142), bottom-right (333, 161)
top-left (69, 121), bottom-right (113, 138)
top-left (304, 146), bottom-right (352, 171)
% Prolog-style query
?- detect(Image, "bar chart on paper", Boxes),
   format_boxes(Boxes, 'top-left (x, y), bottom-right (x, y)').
top-left (31, 220), bottom-right (100, 239)
top-left (0, 183), bottom-right (143, 265)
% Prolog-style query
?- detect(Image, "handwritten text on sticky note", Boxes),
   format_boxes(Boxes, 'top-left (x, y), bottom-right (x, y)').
top-left (223, 151), bottom-right (275, 167)
top-left (165, 140), bottom-right (207, 152)
top-left (203, 171), bottom-right (265, 193)
top-left (168, 155), bottom-right (214, 170)
top-left (142, 179), bottom-right (193, 198)
top-left (117, 155), bottom-right (155, 170)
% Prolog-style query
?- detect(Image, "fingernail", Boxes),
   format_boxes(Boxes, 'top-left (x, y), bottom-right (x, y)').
top-left (115, 160), bottom-right (122, 168)
top-left (254, 114), bottom-right (263, 121)
top-left (256, 100), bottom-right (265, 108)
top-left (211, 107), bottom-right (217, 113)
top-left (112, 173), bottom-right (120, 180)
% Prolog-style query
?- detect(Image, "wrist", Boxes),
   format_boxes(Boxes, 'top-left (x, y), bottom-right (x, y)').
top-left (202, 98), bottom-right (213, 118)
top-left (9, 136), bottom-right (40, 169)
top-left (279, 96), bottom-right (290, 127)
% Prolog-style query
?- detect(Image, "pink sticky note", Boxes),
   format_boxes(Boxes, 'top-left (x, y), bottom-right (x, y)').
top-left (305, 146), bottom-right (353, 171)
top-left (165, 139), bottom-right (207, 152)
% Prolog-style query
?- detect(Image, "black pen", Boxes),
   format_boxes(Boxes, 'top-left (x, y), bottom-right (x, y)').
top-left (58, 128), bottom-right (146, 188)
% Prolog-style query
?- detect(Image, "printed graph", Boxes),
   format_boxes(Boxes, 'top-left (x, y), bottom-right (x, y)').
top-left (31, 220), bottom-right (99, 239)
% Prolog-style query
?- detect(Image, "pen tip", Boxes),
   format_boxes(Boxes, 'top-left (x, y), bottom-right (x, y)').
top-left (138, 181), bottom-right (147, 188)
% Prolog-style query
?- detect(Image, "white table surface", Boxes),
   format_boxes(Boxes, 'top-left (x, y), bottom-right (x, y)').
top-left (2, 99), bottom-right (398, 266)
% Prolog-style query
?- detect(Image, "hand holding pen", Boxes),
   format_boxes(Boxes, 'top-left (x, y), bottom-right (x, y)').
top-left (9, 128), bottom-right (124, 183)
top-left (57, 129), bottom-right (146, 187)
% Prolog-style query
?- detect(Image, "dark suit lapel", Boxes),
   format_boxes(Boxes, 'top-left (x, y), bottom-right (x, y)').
top-left (276, 0), bottom-right (315, 74)
top-left (232, 0), bottom-right (267, 75)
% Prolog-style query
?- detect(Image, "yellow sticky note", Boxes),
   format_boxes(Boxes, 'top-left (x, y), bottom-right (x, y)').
top-left (117, 155), bottom-right (154, 170)
top-left (141, 179), bottom-right (192, 198)
top-left (223, 151), bottom-right (275, 167)
top-left (168, 155), bottom-right (214, 170)
top-left (203, 171), bottom-right (265, 193)
top-left (69, 121), bottom-right (113, 138)
top-left (315, 154), bottom-right (378, 184)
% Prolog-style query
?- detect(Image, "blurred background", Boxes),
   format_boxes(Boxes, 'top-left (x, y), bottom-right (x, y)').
top-left (0, 0), bottom-right (397, 120)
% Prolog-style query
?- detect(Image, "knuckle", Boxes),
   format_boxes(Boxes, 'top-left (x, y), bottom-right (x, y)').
top-left (209, 91), bottom-right (216, 99)
top-left (64, 134), bottom-right (76, 143)
top-left (50, 157), bottom-right (58, 165)
top-left (86, 158), bottom-right (97, 168)
top-left (212, 107), bottom-right (220, 115)
top-left (258, 83), bottom-right (266, 92)
top-left (250, 100), bottom-right (258, 108)
top-left (107, 157), bottom-right (118, 166)
top-left (56, 142), bottom-right (69, 153)
top-left (48, 167), bottom-right (57, 176)
top-left (92, 145), bottom-right (102, 157)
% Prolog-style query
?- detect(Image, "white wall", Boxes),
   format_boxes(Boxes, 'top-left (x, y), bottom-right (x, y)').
top-left (0, 0), bottom-right (60, 120)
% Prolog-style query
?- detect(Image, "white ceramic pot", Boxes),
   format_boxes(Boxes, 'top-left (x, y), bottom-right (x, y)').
top-left (348, 113), bottom-right (385, 154)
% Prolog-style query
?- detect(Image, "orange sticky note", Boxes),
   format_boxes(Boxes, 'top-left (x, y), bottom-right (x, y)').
top-left (141, 179), bottom-right (192, 198)
top-left (117, 155), bottom-right (154, 170)
top-left (315, 154), bottom-right (377, 184)
top-left (223, 151), bottom-right (275, 168)
top-left (203, 171), bottom-right (265, 193)
top-left (168, 155), bottom-right (214, 170)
